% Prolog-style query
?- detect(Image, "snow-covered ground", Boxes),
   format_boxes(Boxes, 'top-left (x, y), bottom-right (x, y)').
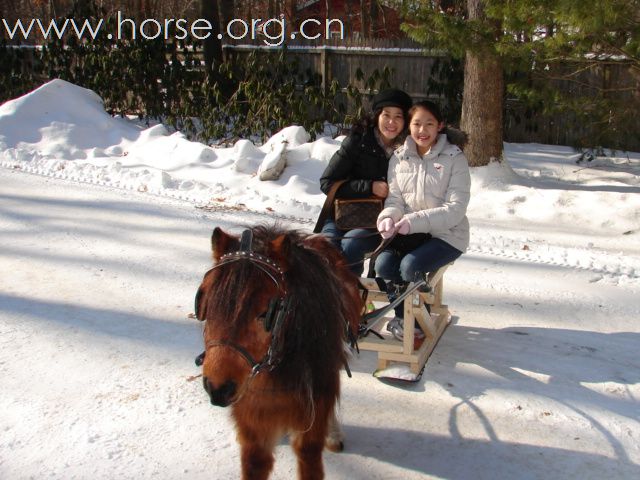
top-left (1, 79), bottom-right (639, 479)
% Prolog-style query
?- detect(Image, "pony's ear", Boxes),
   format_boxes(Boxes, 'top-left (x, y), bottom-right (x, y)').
top-left (211, 227), bottom-right (238, 261)
top-left (269, 234), bottom-right (292, 271)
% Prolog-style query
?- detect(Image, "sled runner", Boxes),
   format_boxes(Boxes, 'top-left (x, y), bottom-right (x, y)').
top-left (358, 264), bottom-right (452, 382)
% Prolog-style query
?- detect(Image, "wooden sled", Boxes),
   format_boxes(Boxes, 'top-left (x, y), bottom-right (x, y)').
top-left (358, 264), bottom-right (452, 379)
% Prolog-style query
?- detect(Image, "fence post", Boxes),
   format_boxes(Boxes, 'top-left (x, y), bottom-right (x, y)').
top-left (320, 47), bottom-right (329, 97)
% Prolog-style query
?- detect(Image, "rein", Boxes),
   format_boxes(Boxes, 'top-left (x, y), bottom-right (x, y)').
top-left (322, 230), bottom-right (381, 242)
top-left (312, 230), bottom-right (382, 270)
top-left (325, 231), bottom-right (396, 273)
top-left (365, 233), bottom-right (395, 263)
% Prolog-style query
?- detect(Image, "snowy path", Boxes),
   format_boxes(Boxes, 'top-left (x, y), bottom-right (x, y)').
top-left (467, 225), bottom-right (640, 289)
top-left (1, 168), bottom-right (639, 480)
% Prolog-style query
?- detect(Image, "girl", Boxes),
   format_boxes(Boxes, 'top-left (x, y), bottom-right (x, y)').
top-left (376, 100), bottom-right (471, 339)
top-left (315, 88), bottom-right (412, 275)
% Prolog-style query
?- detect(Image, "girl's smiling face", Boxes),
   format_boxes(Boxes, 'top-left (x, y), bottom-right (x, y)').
top-left (409, 107), bottom-right (444, 155)
top-left (377, 106), bottom-right (405, 145)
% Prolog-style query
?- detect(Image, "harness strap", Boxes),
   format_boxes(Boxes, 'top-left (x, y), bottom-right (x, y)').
top-left (360, 277), bottom-right (428, 328)
top-left (198, 232), bottom-right (292, 377)
top-left (215, 251), bottom-right (285, 291)
top-left (239, 229), bottom-right (254, 252)
top-left (206, 340), bottom-right (264, 376)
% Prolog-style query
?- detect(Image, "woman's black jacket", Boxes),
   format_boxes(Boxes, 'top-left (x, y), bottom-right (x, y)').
top-left (319, 126), bottom-right (391, 199)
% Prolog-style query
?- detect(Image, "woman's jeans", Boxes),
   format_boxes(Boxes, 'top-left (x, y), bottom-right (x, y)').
top-left (375, 236), bottom-right (462, 318)
top-left (321, 219), bottom-right (381, 276)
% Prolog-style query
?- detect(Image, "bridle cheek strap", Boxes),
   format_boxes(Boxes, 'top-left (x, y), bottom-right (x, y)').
top-left (197, 297), bottom-right (293, 376)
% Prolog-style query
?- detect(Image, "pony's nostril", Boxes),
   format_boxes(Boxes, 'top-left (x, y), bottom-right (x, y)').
top-left (219, 380), bottom-right (236, 399)
top-left (207, 380), bottom-right (237, 407)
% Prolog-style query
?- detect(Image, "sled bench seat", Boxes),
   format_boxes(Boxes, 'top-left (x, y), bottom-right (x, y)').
top-left (358, 263), bottom-right (453, 375)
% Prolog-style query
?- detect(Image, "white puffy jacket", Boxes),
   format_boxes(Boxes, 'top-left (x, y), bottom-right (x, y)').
top-left (378, 134), bottom-right (471, 252)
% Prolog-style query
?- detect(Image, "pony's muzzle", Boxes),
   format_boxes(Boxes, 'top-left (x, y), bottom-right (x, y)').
top-left (203, 376), bottom-right (237, 407)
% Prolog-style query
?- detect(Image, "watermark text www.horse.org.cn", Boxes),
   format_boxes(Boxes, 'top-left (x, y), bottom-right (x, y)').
top-left (2, 11), bottom-right (345, 46)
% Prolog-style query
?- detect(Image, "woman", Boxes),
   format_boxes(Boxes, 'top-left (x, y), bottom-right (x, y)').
top-left (315, 88), bottom-right (412, 275)
top-left (376, 100), bottom-right (471, 340)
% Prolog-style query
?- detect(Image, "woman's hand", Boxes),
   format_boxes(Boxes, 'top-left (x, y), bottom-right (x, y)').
top-left (372, 181), bottom-right (389, 198)
top-left (377, 217), bottom-right (395, 239)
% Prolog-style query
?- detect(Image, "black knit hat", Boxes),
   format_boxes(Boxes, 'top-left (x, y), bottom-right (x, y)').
top-left (371, 88), bottom-right (412, 112)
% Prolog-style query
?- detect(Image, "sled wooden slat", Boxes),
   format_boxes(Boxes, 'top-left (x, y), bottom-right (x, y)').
top-left (358, 264), bottom-right (453, 375)
top-left (358, 278), bottom-right (388, 303)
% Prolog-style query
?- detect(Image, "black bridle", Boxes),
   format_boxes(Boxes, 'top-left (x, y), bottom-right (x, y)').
top-left (195, 230), bottom-right (293, 377)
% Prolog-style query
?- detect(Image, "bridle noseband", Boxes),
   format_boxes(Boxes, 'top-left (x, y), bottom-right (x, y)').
top-left (195, 229), bottom-right (293, 378)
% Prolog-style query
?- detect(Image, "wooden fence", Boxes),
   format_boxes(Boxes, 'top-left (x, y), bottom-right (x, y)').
top-left (223, 42), bottom-right (639, 150)
top-left (225, 41), bottom-right (640, 151)
top-left (223, 38), bottom-right (439, 101)
top-left (5, 37), bottom-right (639, 150)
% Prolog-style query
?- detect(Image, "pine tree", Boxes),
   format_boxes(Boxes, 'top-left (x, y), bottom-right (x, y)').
top-left (399, 0), bottom-right (640, 163)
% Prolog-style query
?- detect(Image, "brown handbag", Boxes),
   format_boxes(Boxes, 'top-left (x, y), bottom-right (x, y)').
top-left (334, 197), bottom-right (383, 230)
top-left (313, 179), bottom-right (383, 233)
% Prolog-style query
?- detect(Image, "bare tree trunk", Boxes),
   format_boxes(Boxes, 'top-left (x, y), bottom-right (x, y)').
top-left (218, 0), bottom-right (234, 24)
top-left (218, 0), bottom-right (234, 50)
top-left (360, 0), bottom-right (368, 38)
top-left (460, 0), bottom-right (503, 166)
top-left (283, 0), bottom-right (296, 36)
top-left (131, 0), bottom-right (141, 20)
top-left (201, 0), bottom-right (223, 70)
top-left (49, 0), bottom-right (61, 18)
top-left (133, 0), bottom-right (144, 20)
top-left (370, 0), bottom-right (379, 37)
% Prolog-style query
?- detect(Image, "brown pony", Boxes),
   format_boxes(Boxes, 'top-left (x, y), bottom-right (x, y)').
top-left (195, 225), bottom-right (362, 480)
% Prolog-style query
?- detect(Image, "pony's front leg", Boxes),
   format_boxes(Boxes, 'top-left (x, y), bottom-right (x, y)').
top-left (292, 431), bottom-right (326, 480)
top-left (291, 402), bottom-right (333, 480)
top-left (237, 426), bottom-right (277, 480)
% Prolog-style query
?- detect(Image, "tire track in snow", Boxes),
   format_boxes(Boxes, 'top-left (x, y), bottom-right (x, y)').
top-left (468, 234), bottom-right (639, 288)
top-left (4, 162), bottom-right (637, 288)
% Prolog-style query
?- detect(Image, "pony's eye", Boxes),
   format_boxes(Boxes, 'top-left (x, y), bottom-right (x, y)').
top-left (256, 312), bottom-right (271, 329)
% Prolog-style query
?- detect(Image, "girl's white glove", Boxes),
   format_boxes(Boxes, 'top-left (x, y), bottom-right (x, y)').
top-left (377, 217), bottom-right (395, 239)
top-left (394, 216), bottom-right (411, 235)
